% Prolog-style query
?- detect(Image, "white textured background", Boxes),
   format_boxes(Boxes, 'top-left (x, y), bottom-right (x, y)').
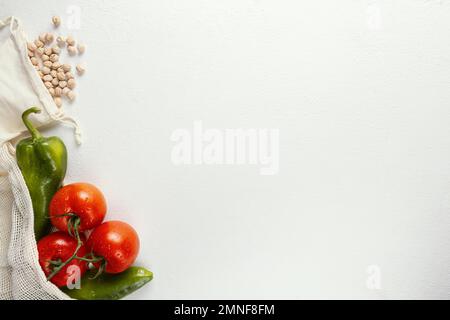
top-left (1, 0), bottom-right (450, 299)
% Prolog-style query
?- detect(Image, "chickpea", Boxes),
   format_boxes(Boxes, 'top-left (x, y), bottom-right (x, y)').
top-left (27, 42), bottom-right (37, 51)
top-left (52, 46), bottom-right (61, 54)
top-left (39, 33), bottom-right (47, 42)
top-left (41, 66), bottom-right (51, 75)
top-left (67, 90), bottom-right (76, 101)
top-left (57, 72), bottom-right (66, 81)
top-left (76, 64), bottom-right (85, 75)
top-left (30, 57), bottom-right (38, 65)
top-left (52, 62), bottom-right (61, 70)
top-left (52, 16), bottom-right (61, 27)
top-left (34, 39), bottom-right (44, 48)
top-left (45, 33), bottom-right (54, 44)
top-left (54, 87), bottom-right (62, 97)
top-left (66, 36), bottom-right (75, 46)
top-left (54, 97), bottom-right (62, 107)
top-left (56, 36), bottom-right (66, 48)
top-left (67, 78), bottom-right (76, 89)
top-left (77, 43), bottom-right (85, 54)
top-left (42, 74), bottom-right (53, 82)
top-left (49, 54), bottom-right (59, 62)
top-left (62, 64), bottom-right (71, 72)
top-left (67, 45), bottom-right (77, 56)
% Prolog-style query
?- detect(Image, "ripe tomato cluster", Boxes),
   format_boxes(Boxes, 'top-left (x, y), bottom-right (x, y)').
top-left (37, 182), bottom-right (140, 287)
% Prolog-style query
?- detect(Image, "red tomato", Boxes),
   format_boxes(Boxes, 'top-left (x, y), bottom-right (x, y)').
top-left (37, 232), bottom-right (88, 287)
top-left (49, 182), bottom-right (107, 233)
top-left (87, 221), bottom-right (140, 274)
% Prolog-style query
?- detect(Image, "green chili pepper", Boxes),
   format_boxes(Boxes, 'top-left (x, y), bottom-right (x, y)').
top-left (63, 266), bottom-right (153, 300)
top-left (16, 107), bottom-right (67, 240)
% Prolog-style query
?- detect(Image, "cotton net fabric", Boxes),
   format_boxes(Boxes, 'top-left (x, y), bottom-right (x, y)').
top-left (0, 16), bottom-right (81, 300)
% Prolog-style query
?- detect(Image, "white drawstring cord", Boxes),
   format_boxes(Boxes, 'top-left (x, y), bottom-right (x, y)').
top-left (50, 111), bottom-right (83, 145)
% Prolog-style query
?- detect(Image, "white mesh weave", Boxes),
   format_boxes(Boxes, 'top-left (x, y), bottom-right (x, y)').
top-left (0, 143), bottom-right (69, 300)
top-left (0, 171), bottom-right (13, 299)
top-left (0, 16), bottom-right (80, 300)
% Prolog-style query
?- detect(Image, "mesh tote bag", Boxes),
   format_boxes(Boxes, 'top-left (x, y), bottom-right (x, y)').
top-left (0, 16), bottom-right (81, 300)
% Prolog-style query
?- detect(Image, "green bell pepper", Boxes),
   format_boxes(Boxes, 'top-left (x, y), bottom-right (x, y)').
top-left (63, 266), bottom-right (153, 300)
top-left (16, 107), bottom-right (67, 240)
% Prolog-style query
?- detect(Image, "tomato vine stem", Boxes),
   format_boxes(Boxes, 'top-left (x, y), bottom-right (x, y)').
top-left (46, 214), bottom-right (83, 281)
top-left (46, 213), bottom-right (106, 282)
